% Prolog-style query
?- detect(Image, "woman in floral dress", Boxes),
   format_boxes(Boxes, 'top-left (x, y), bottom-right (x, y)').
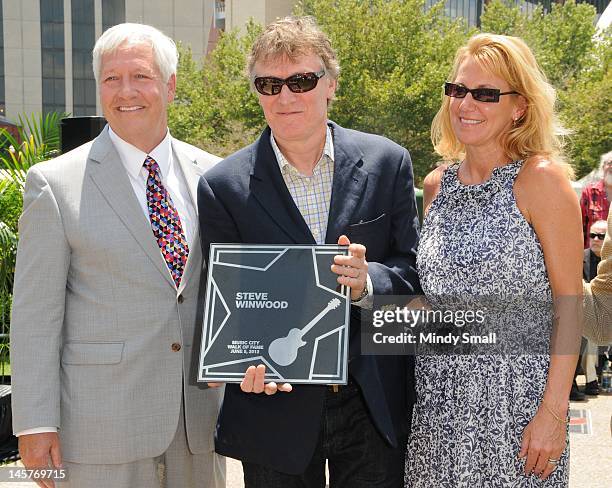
top-left (405, 34), bottom-right (582, 487)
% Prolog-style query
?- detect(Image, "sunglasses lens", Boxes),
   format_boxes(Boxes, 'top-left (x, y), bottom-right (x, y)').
top-left (445, 83), bottom-right (466, 98)
top-left (254, 77), bottom-right (281, 95)
top-left (255, 72), bottom-right (322, 95)
top-left (287, 74), bottom-right (318, 93)
top-left (473, 89), bottom-right (499, 102)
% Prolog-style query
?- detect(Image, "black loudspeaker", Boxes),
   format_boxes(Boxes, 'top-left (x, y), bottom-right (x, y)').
top-left (60, 116), bottom-right (107, 154)
top-left (0, 385), bottom-right (17, 462)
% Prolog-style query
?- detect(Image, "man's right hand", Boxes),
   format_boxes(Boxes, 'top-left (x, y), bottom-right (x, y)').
top-left (18, 432), bottom-right (62, 488)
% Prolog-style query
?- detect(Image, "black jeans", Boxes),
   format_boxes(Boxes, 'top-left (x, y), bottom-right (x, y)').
top-left (243, 382), bottom-right (407, 488)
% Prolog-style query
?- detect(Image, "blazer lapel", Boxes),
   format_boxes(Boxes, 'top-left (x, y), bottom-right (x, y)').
top-left (88, 127), bottom-right (176, 288)
top-left (325, 122), bottom-right (368, 242)
top-left (173, 143), bottom-right (204, 294)
top-left (250, 128), bottom-right (315, 244)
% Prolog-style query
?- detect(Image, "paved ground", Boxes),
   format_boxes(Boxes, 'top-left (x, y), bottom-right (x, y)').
top-left (2, 379), bottom-right (610, 487)
top-left (566, 377), bottom-right (612, 488)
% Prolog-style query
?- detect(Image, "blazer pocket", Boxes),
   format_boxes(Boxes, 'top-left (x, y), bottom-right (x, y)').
top-left (347, 213), bottom-right (388, 236)
top-left (61, 341), bottom-right (125, 365)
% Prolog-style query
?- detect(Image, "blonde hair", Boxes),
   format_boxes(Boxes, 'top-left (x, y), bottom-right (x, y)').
top-left (247, 16), bottom-right (340, 82)
top-left (431, 33), bottom-right (573, 178)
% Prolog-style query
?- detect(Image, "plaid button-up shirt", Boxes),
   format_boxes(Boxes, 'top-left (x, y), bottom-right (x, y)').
top-left (271, 126), bottom-right (334, 244)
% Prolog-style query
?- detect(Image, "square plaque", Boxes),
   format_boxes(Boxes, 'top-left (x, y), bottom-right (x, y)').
top-left (198, 244), bottom-right (350, 384)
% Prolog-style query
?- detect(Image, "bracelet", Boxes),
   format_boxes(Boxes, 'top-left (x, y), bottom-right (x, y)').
top-left (541, 401), bottom-right (567, 425)
top-left (351, 286), bottom-right (369, 303)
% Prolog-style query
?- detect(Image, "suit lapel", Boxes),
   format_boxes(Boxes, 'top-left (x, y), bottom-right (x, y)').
top-left (88, 127), bottom-right (176, 288)
top-left (325, 122), bottom-right (368, 242)
top-left (173, 142), bottom-right (204, 294)
top-left (250, 128), bottom-right (315, 244)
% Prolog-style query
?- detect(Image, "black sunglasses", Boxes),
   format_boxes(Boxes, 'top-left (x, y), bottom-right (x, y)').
top-left (254, 70), bottom-right (326, 96)
top-left (444, 82), bottom-right (519, 103)
top-left (590, 232), bottom-right (606, 240)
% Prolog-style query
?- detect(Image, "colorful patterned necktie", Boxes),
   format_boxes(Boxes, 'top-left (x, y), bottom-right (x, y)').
top-left (144, 156), bottom-right (189, 288)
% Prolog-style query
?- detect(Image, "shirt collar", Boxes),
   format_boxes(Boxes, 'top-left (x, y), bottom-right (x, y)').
top-left (270, 124), bottom-right (334, 175)
top-left (108, 126), bottom-right (172, 180)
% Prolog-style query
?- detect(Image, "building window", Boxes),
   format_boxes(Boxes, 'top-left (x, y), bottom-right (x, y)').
top-left (40, 0), bottom-right (65, 114)
top-left (215, 0), bottom-right (226, 31)
top-left (425, 0), bottom-right (480, 27)
top-left (102, 0), bottom-right (126, 32)
top-left (72, 0), bottom-right (96, 115)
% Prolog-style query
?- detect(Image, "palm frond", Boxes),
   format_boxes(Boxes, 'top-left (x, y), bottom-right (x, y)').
top-left (0, 112), bottom-right (63, 189)
top-left (18, 112), bottom-right (63, 151)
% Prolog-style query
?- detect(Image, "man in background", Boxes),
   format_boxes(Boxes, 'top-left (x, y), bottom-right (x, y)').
top-left (573, 219), bottom-right (609, 400)
top-left (580, 151), bottom-right (611, 248)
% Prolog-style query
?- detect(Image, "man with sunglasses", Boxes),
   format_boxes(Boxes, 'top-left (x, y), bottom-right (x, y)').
top-left (575, 219), bottom-right (609, 397)
top-left (198, 16), bottom-right (420, 488)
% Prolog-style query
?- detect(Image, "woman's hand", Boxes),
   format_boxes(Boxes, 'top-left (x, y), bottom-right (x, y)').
top-left (518, 403), bottom-right (567, 480)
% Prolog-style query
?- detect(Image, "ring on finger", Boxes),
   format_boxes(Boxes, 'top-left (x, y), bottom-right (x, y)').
top-left (547, 458), bottom-right (559, 465)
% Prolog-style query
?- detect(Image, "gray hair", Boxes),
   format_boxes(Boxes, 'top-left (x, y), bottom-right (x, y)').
top-left (591, 219), bottom-right (608, 230)
top-left (92, 23), bottom-right (178, 84)
top-left (247, 16), bottom-right (340, 82)
top-left (600, 150), bottom-right (612, 170)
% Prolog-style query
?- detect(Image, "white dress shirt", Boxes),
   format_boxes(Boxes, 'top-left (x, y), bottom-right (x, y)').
top-left (16, 128), bottom-right (196, 437)
top-left (109, 127), bottom-right (197, 246)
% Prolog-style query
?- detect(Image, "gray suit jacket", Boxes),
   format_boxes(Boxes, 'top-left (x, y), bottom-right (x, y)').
top-left (10, 126), bottom-right (223, 464)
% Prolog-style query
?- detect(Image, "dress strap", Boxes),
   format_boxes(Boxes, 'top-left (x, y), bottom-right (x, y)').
top-left (438, 162), bottom-right (461, 192)
top-left (498, 160), bottom-right (525, 181)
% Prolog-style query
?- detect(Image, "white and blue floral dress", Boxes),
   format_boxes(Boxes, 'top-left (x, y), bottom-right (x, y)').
top-left (405, 161), bottom-right (568, 487)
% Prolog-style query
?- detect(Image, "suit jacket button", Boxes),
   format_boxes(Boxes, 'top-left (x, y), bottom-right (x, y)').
top-left (177, 294), bottom-right (184, 304)
top-left (171, 342), bottom-right (181, 352)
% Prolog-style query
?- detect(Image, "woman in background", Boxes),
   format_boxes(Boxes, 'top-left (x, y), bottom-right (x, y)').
top-left (405, 34), bottom-right (582, 487)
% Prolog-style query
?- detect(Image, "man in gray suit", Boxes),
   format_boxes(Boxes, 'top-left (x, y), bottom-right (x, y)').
top-left (10, 23), bottom-right (224, 487)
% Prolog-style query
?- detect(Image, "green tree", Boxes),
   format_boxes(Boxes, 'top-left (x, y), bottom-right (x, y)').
top-left (0, 183), bottom-right (22, 233)
top-left (296, 0), bottom-right (472, 181)
top-left (558, 28), bottom-right (611, 177)
top-left (481, 0), bottom-right (609, 176)
top-left (168, 21), bottom-right (266, 158)
top-left (481, 0), bottom-right (598, 88)
top-left (168, 0), bottom-right (608, 180)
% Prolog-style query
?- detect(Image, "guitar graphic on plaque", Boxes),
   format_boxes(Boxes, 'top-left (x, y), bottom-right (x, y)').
top-left (268, 298), bottom-right (342, 366)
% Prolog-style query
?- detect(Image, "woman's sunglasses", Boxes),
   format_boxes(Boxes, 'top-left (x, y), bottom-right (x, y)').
top-left (254, 70), bottom-right (326, 96)
top-left (590, 232), bottom-right (606, 240)
top-left (444, 82), bottom-right (519, 103)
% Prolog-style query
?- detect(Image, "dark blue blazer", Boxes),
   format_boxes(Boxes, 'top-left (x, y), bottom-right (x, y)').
top-left (197, 121), bottom-right (421, 474)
